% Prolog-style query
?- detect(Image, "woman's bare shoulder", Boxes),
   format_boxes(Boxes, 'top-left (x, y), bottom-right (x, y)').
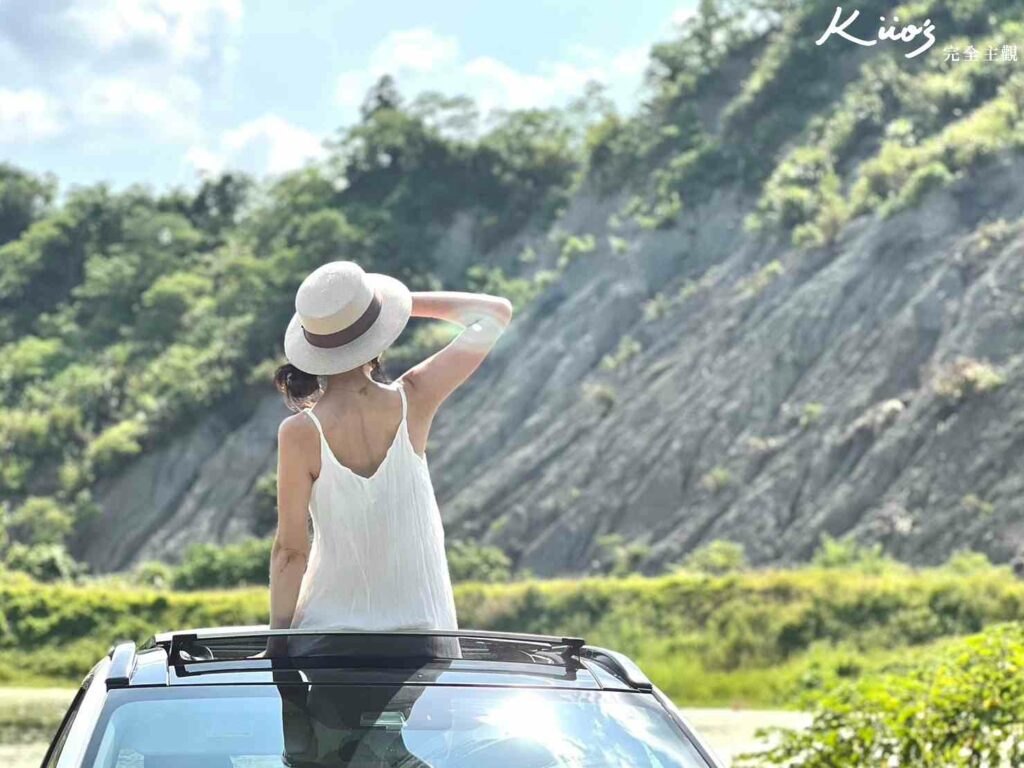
top-left (278, 411), bottom-right (318, 447)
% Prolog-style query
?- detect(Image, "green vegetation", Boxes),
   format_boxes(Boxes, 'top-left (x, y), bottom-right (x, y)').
top-left (743, 623), bottom-right (1024, 767)
top-left (128, 536), bottom-right (517, 592)
top-left (582, 381), bottom-right (617, 416)
top-left (933, 357), bottom-right (1007, 400)
top-left (700, 466), bottom-right (733, 494)
top-left (0, 81), bottom-right (591, 579)
top-left (445, 539), bottom-right (513, 583)
top-left (736, 259), bottom-right (784, 298)
top-left (600, 335), bottom-right (642, 372)
top-left (594, 534), bottom-right (651, 577)
top-left (5, 554), bottom-right (1022, 710)
top-left (678, 540), bottom-right (747, 575)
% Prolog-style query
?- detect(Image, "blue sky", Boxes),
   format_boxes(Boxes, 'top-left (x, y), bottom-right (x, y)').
top-left (0, 1), bottom-right (696, 192)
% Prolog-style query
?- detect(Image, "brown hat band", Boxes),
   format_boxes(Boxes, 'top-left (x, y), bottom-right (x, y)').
top-left (302, 290), bottom-right (382, 349)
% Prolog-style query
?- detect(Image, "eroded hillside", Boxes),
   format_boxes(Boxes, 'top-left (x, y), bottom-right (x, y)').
top-left (5, 0), bottom-right (1024, 575)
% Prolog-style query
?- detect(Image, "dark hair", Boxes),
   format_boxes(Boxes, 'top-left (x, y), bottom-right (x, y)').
top-left (369, 355), bottom-right (391, 384)
top-left (274, 364), bottom-right (320, 411)
top-left (274, 355), bottom-right (390, 411)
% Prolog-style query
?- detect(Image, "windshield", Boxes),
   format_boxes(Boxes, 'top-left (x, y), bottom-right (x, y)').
top-left (81, 683), bottom-right (711, 767)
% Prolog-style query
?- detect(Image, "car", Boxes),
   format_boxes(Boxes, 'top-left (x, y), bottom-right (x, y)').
top-left (41, 627), bottom-right (724, 767)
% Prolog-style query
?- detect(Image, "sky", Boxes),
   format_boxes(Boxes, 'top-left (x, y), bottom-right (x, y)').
top-left (0, 0), bottom-right (697, 193)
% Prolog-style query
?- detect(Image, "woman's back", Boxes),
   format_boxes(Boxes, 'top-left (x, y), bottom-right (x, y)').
top-left (269, 263), bottom-right (513, 643)
top-left (291, 379), bottom-right (457, 631)
top-left (307, 381), bottom-right (409, 479)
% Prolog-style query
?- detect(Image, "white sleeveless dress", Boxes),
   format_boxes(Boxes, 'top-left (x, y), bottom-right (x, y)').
top-left (290, 380), bottom-right (458, 634)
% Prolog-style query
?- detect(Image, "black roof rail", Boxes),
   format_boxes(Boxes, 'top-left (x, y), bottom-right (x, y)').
top-left (580, 646), bottom-right (654, 691)
top-left (149, 627), bottom-right (586, 667)
top-left (151, 626), bottom-right (583, 647)
top-left (106, 641), bottom-right (137, 689)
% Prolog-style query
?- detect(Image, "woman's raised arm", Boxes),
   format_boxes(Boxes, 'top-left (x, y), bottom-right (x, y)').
top-left (400, 290), bottom-right (513, 414)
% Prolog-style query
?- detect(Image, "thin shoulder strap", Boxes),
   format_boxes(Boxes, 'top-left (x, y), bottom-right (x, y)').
top-left (303, 408), bottom-right (327, 441)
top-left (396, 380), bottom-right (408, 421)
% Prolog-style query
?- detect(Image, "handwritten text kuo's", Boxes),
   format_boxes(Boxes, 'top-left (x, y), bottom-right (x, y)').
top-left (815, 6), bottom-right (936, 59)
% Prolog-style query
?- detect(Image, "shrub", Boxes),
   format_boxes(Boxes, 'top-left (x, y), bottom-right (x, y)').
top-left (885, 161), bottom-right (955, 215)
top-left (446, 540), bottom-right (512, 583)
top-left (4, 543), bottom-right (83, 582)
top-left (943, 549), bottom-right (1000, 576)
top-left (643, 292), bottom-right (672, 321)
top-left (962, 493), bottom-right (996, 517)
top-left (252, 471), bottom-right (278, 536)
top-left (799, 402), bottom-right (824, 429)
top-left (811, 534), bottom-right (897, 575)
top-left (556, 233), bottom-right (596, 269)
top-left (137, 271), bottom-right (213, 342)
top-left (593, 534), bottom-right (650, 577)
top-left (171, 538), bottom-right (272, 590)
top-left (742, 624), bottom-right (1024, 767)
top-left (582, 381), bottom-right (617, 416)
top-left (736, 260), bottom-right (784, 298)
top-left (85, 419), bottom-right (147, 474)
top-left (6, 496), bottom-right (73, 546)
top-left (132, 561), bottom-right (175, 589)
top-left (600, 335), bottom-right (642, 372)
top-left (0, 336), bottom-right (65, 395)
top-left (933, 357), bottom-right (1005, 401)
top-left (679, 540), bottom-right (748, 576)
top-left (700, 466), bottom-right (733, 494)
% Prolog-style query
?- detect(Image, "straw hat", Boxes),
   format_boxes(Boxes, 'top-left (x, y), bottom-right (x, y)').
top-left (283, 261), bottom-right (412, 375)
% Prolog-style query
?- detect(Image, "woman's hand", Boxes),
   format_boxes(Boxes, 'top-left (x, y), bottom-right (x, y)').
top-left (247, 635), bottom-right (289, 659)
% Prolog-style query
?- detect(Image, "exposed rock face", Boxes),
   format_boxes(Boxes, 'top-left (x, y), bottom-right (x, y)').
top-left (82, 155), bottom-right (1024, 575)
top-left (431, 155), bottom-right (1024, 575)
top-left (80, 394), bottom-right (287, 570)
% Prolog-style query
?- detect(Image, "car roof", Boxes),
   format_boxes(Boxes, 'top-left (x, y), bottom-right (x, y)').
top-left (105, 627), bottom-right (654, 693)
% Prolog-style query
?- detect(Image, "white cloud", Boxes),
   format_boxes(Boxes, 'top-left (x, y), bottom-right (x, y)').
top-left (187, 114), bottom-right (328, 177)
top-left (610, 46), bottom-right (650, 77)
top-left (369, 28), bottom-right (459, 75)
top-left (60, 0), bottom-right (243, 64)
top-left (463, 56), bottom-right (602, 113)
top-left (334, 27), bottom-right (652, 125)
top-left (0, 88), bottom-right (62, 143)
top-left (75, 76), bottom-right (202, 140)
top-left (0, 0), bottom-right (242, 147)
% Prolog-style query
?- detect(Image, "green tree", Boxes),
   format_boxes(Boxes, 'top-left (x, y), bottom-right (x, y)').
top-left (0, 163), bottom-right (55, 246)
top-left (679, 540), bottom-right (748, 575)
top-left (171, 539), bottom-right (272, 590)
top-left (446, 540), bottom-right (513, 583)
top-left (6, 496), bottom-right (74, 546)
top-left (4, 543), bottom-right (83, 582)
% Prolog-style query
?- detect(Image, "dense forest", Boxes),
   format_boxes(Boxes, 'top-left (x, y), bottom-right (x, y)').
top-left (4, 0), bottom-right (1024, 584)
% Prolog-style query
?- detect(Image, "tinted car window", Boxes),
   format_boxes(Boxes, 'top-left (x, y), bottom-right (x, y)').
top-left (82, 684), bottom-right (711, 767)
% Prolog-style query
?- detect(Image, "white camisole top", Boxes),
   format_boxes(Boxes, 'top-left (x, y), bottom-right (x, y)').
top-left (290, 380), bottom-right (458, 632)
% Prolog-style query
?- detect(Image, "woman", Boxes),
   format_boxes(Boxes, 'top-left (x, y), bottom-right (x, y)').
top-left (267, 260), bottom-right (512, 650)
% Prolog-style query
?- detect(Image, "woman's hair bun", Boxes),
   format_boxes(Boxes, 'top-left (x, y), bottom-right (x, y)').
top-left (274, 364), bottom-right (319, 410)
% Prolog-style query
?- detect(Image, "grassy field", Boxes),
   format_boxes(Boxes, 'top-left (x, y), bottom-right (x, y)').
top-left (4, 563), bottom-right (1024, 706)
